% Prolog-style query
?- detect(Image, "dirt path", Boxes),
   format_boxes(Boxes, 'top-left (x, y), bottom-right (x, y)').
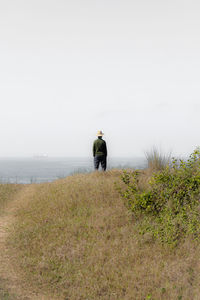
top-left (0, 185), bottom-right (54, 300)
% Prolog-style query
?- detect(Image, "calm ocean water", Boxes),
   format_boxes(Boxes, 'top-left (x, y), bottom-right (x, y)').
top-left (0, 157), bottom-right (147, 184)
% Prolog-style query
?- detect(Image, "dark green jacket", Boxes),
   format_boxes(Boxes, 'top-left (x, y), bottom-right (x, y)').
top-left (93, 138), bottom-right (107, 157)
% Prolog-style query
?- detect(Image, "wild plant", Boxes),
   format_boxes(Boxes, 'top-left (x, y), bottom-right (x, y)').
top-left (118, 148), bottom-right (200, 246)
top-left (145, 147), bottom-right (171, 171)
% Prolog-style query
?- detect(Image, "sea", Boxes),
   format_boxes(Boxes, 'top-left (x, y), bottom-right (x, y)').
top-left (0, 157), bottom-right (147, 184)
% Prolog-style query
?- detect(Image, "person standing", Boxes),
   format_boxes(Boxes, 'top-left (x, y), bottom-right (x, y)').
top-left (93, 130), bottom-right (107, 171)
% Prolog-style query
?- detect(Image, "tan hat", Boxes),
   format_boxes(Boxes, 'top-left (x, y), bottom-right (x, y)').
top-left (97, 130), bottom-right (104, 136)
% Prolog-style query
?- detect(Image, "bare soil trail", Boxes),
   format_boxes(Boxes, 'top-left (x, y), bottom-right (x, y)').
top-left (0, 185), bottom-right (57, 300)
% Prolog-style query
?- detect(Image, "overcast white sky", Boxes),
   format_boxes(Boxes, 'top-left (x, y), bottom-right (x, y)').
top-left (0, 0), bottom-right (200, 157)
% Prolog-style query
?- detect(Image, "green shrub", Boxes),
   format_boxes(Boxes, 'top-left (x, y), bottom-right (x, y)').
top-left (119, 149), bottom-right (200, 246)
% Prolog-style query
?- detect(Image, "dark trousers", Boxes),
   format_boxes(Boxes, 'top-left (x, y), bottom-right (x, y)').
top-left (94, 155), bottom-right (107, 171)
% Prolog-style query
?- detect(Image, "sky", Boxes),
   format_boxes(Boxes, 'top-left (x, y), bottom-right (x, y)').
top-left (0, 0), bottom-right (200, 157)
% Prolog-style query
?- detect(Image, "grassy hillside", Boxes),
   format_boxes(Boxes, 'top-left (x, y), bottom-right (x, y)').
top-left (0, 184), bottom-right (25, 300)
top-left (0, 184), bottom-right (24, 215)
top-left (5, 170), bottom-right (200, 299)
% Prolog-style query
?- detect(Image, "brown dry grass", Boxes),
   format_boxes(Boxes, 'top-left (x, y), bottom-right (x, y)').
top-left (0, 184), bottom-right (24, 300)
top-left (0, 185), bottom-right (58, 300)
top-left (0, 184), bottom-right (24, 215)
top-left (3, 170), bottom-right (200, 299)
top-left (145, 148), bottom-right (171, 172)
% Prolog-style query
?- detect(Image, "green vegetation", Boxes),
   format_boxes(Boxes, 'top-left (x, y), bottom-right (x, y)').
top-left (119, 149), bottom-right (200, 246)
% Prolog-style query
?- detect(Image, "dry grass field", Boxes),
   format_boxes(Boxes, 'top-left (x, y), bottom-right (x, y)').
top-left (1, 170), bottom-right (200, 299)
top-left (0, 184), bottom-right (25, 299)
top-left (0, 184), bottom-right (24, 216)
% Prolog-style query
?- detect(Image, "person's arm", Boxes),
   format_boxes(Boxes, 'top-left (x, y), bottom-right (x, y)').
top-left (104, 141), bottom-right (107, 157)
top-left (93, 141), bottom-right (96, 157)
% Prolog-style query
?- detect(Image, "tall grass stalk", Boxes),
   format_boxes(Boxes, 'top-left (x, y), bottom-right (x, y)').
top-left (145, 147), bottom-right (171, 171)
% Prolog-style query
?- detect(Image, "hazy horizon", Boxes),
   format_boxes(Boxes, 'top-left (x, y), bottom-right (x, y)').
top-left (0, 156), bottom-right (147, 183)
top-left (1, 0), bottom-right (200, 158)
top-left (0, 154), bottom-right (146, 159)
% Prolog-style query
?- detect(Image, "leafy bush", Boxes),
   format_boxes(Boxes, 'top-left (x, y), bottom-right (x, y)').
top-left (119, 149), bottom-right (200, 246)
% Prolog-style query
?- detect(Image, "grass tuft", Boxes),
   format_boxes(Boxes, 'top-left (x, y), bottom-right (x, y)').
top-left (145, 147), bottom-right (171, 171)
